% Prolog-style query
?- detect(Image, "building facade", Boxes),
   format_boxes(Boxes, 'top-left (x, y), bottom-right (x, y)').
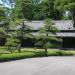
top-left (0, 20), bottom-right (75, 49)
top-left (24, 20), bottom-right (75, 48)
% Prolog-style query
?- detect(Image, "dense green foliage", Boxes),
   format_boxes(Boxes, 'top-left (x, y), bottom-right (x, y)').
top-left (0, 48), bottom-right (74, 62)
top-left (0, 0), bottom-right (74, 20)
top-left (0, 0), bottom-right (75, 55)
top-left (54, 0), bottom-right (75, 27)
top-left (14, 0), bottom-right (63, 20)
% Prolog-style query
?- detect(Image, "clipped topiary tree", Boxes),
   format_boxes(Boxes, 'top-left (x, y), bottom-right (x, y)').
top-left (5, 34), bottom-right (19, 53)
top-left (37, 18), bottom-right (59, 53)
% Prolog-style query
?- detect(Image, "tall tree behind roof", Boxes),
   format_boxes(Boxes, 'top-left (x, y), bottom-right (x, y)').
top-left (54, 0), bottom-right (75, 27)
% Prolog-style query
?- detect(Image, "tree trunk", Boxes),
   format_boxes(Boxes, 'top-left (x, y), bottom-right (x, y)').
top-left (18, 22), bottom-right (25, 52)
top-left (18, 43), bottom-right (21, 52)
top-left (72, 9), bottom-right (75, 28)
top-left (44, 32), bottom-right (48, 53)
top-left (45, 48), bottom-right (48, 53)
top-left (45, 48), bottom-right (48, 56)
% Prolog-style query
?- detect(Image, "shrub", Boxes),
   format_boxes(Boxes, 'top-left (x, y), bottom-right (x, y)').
top-left (0, 49), bottom-right (74, 62)
top-left (5, 38), bottom-right (19, 53)
top-left (0, 52), bottom-right (35, 61)
top-left (62, 51), bottom-right (74, 56)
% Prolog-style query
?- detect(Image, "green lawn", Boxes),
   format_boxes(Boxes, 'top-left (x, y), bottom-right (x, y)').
top-left (0, 47), bottom-right (75, 62)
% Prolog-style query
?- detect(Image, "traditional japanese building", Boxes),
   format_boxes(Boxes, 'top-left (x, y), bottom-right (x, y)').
top-left (23, 20), bottom-right (75, 49)
top-left (0, 20), bottom-right (75, 49)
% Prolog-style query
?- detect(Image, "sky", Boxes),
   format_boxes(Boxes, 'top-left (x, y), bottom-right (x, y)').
top-left (0, 0), bottom-right (2, 4)
top-left (0, 0), bottom-right (9, 7)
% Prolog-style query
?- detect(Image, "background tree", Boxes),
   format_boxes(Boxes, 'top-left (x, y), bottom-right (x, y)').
top-left (0, 3), bottom-right (10, 46)
top-left (33, 0), bottom-right (63, 20)
top-left (54, 0), bottom-right (75, 27)
top-left (14, 0), bottom-right (63, 20)
top-left (14, 0), bottom-right (33, 20)
top-left (0, 0), bottom-right (20, 53)
top-left (0, 5), bottom-right (5, 21)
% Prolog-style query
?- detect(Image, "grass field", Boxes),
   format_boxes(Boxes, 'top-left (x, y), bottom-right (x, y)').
top-left (0, 47), bottom-right (75, 62)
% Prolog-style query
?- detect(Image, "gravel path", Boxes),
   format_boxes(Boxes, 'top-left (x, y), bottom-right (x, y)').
top-left (0, 56), bottom-right (75, 75)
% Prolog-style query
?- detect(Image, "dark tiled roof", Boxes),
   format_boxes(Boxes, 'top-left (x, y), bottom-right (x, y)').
top-left (16, 20), bottom-right (75, 37)
top-left (25, 20), bottom-right (74, 30)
